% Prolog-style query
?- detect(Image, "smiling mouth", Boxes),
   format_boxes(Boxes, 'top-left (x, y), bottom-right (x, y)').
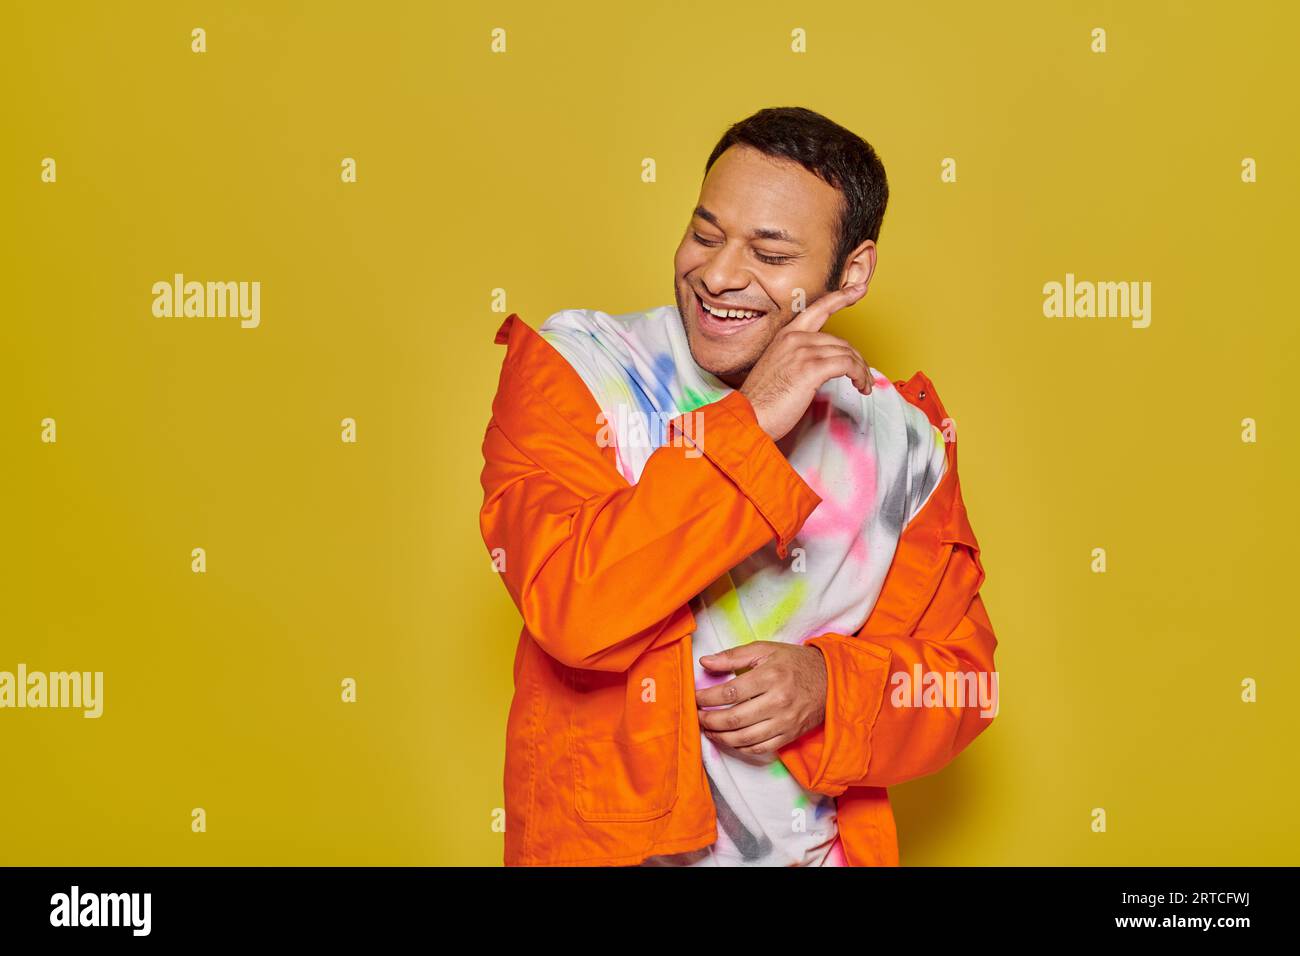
top-left (693, 291), bottom-right (767, 334)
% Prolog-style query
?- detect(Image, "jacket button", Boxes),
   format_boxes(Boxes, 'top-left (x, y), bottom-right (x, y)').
top-left (918, 390), bottom-right (927, 400)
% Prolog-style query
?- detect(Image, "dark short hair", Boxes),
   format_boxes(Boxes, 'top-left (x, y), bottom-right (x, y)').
top-left (703, 106), bottom-right (889, 292)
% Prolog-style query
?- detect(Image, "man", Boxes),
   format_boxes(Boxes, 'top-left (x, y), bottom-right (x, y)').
top-left (479, 106), bottom-right (997, 866)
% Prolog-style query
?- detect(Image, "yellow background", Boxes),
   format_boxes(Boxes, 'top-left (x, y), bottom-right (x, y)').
top-left (3, 0), bottom-right (1297, 865)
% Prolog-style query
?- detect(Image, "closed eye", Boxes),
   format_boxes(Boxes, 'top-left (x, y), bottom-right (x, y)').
top-left (692, 232), bottom-right (793, 265)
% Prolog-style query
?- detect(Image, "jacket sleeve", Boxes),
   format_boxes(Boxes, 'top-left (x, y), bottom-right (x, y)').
top-left (777, 494), bottom-right (997, 793)
top-left (480, 388), bottom-right (823, 673)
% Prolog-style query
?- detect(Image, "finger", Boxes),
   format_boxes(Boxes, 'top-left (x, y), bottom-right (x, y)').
top-left (778, 330), bottom-right (861, 356)
top-left (704, 718), bottom-right (785, 753)
top-left (696, 651), bottom-right (736, 673)
top-left (803, 345), bottom-right (870, 389)
top-left (694, 667), bottom-right (772, 708)
top-left (840, 347), bottom-right (873, 394)
top-left (787, 280), bottom-right (869, 335)
top-left (697, 642), bottom-right (775, 674)
top-left (697, 694), bottom-right (770, 733)
top-left (801, 331), bottom-right (857, 350)
top-left (800, 335), bottom-right (872, 373)
top-left (810, 352), bottom-right (872, 394)
top-left (803, 344), bottom-right (865, 363)
top-left (788, 281), bottom-right (868, 333)
top-left (732, 726), bottom-right (792, 756)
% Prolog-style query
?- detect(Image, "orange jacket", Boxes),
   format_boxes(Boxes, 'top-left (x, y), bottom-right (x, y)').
top-left (479, 312), bottom-right (997, 866)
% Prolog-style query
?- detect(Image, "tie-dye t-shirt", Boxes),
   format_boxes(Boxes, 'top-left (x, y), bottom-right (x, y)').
top-left (538, 305), bottom-right (947, 867)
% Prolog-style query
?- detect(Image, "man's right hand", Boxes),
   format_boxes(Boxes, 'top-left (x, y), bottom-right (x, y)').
top-left (739, 281), bottom-right (873, 442)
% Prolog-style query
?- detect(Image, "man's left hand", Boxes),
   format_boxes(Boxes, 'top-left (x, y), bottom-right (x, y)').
top-left (694, 642), bottom-right (827, 755)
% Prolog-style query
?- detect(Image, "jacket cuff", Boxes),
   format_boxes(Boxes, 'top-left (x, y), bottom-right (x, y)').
top-left (779, 632), bottom-right (893, 793)
top-left (665, 390), bottom-right (822, 559)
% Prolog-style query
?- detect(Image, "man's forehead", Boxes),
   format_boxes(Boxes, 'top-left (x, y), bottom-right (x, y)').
top-left (692, 205), bottom-right (803, 244)
top-left (693, 152), bottom-right (838, 246)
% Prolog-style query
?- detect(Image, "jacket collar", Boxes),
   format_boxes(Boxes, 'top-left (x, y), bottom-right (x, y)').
top-left (490, 313), bottom-right (623, 496)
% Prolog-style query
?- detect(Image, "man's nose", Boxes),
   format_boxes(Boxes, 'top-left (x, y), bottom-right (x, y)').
top-left (699, 241), bottom-right (753, 294)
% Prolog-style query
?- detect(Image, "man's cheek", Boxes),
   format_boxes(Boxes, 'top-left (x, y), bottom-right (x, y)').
top-left (755, 316), bottom-right (784, 352)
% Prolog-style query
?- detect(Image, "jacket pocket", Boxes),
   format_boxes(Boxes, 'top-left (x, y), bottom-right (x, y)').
top-left (567, 643), bottom-right (681, 822)
top-left (939, 498), bottom-right (985, 588)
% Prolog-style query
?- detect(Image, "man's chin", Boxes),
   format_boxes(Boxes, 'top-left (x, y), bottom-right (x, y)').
top-left (676, 302), bottom-right (764, 384)
top-left (685, 335), bottom-right (754, 386)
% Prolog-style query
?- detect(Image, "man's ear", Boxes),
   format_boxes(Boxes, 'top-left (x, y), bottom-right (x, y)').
top-left (838, 240), bottom-right (878, 292)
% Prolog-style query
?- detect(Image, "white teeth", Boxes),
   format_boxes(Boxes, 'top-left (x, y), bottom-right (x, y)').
top-left (701, 299), bottom-right (763, 319)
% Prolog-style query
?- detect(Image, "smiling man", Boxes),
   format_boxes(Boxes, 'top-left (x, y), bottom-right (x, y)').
top-left (480, 106), bottom-right (998, 866)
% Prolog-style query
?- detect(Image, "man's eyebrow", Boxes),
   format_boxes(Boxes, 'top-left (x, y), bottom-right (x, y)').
top-left (693, 206), bottom-right (802, 244)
